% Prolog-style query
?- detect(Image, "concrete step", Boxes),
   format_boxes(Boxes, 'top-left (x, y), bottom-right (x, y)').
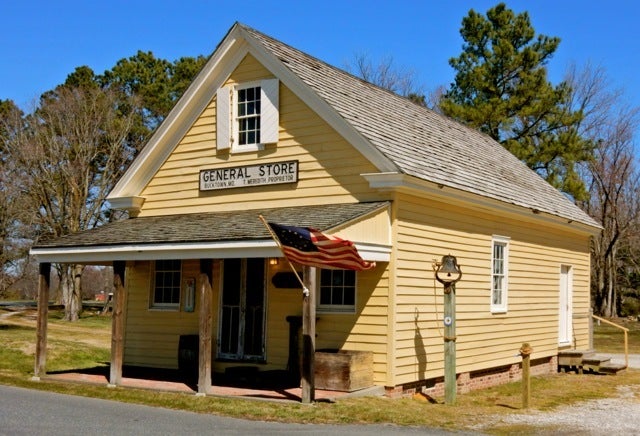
top-left (598, 361), bottom-right (627, 375)
top-left (558, 350), bottom-right (627, 375)
top-left (582, 354), bottom-right (611, 366)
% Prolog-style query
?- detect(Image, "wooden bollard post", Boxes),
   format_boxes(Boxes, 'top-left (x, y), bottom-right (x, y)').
top-left (520, 343), bottom-right (533, 409)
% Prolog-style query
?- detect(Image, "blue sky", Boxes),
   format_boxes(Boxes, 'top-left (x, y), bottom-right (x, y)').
top-left (2, 1), bottom-right (639, 112)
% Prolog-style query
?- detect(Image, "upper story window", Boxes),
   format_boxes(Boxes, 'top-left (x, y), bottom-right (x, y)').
top-left (237, 85), bottom-right (261, 146)
top-left (216, 79), bottom-right (279, 153)
top-left (491, 236), bottom-right (510, 313)
top-left (318, 269), bottom-right (356, 314)
top-left (151, 259), bottom-right (181, 310)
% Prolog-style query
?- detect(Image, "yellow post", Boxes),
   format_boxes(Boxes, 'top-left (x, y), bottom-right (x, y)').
top-left (624, 331), bottom-right (629, 368)
top-left (520, 343), bottom-right (533, 409)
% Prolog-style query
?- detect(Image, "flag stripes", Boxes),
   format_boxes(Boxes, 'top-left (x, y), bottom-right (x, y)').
top-left (267, 222), bottom-right (375, 271)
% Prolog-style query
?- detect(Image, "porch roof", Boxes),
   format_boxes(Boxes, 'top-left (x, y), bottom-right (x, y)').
top-left (30, 202), bottom-right (391, 264)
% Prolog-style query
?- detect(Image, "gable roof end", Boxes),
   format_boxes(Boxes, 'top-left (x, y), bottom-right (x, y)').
top-left (107, 23), bottom-right (398, 204)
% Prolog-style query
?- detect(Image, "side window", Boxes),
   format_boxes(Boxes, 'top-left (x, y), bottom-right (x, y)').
top-left (151, 259), bottom-right (181, 310)
top-left (318, 269), bottom-right (356, 313)
top-left (216, 78), bottom-right (279, 152)
top-left (491, 236), bottom-right (509, 313)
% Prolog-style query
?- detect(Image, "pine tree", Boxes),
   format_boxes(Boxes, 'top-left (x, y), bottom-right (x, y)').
top-left (441, 3), bottom-right (592, 200)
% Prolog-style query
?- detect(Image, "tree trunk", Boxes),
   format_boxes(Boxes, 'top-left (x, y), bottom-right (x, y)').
top-left (62, 264), bottom-right (84, 321)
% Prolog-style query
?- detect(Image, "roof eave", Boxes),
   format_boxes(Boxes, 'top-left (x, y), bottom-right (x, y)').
top-left (30, 240), bottom-right (391, 265)
top-left (362, 172), bottom-right (602, 236)
top-left (108, 24), bottom-right (250, 200)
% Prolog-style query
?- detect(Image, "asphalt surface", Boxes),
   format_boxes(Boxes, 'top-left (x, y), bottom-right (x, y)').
top-left (0, 385), bottom-right (466, 436)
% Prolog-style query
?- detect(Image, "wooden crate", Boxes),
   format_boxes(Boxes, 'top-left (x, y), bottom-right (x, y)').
top-left (315, 350), bottom-right (374, 392)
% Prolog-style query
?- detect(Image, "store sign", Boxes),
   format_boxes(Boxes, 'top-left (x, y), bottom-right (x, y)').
top-left (199, 160), bottom-right (298, 191)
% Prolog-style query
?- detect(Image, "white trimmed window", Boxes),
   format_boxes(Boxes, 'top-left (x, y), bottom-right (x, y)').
top-left (151, 259), bottom-right (181, 309)
top-left (318, 269), bottom-right (356, 313)
top-left (491, 236), bottom-right (509, 313)
top-left (216, 78), bottom-right (279, 152)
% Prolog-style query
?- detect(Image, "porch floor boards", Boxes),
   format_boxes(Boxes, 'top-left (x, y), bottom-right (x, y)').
top-left (43, 369), bottom-right (353, 402)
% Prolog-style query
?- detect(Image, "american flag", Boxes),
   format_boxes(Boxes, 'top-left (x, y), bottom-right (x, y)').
top-left (267, 222), bottom-right (376, 271)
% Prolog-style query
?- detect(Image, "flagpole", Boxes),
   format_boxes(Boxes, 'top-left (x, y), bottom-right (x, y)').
top-left (258, 215), bottom-right (309, 295)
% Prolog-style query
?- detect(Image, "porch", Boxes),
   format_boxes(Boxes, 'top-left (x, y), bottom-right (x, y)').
top-left (43, 365), bottom-right (380, 402)
top-left (30, 203), bottom-right (391, 403)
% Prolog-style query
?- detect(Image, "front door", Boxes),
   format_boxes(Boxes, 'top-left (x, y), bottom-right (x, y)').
top-left (218, 258), bottom-right (266, 360)
top-left (559, 265), bottom-right (573, 344)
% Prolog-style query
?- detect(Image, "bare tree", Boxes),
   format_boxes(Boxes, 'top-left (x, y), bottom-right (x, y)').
top-left (568, 63), bottom-right (640, 316)
top-left (81, 266), bottom-right (113, 299)
top-left (5, 86), bottom-right (138, 320)
top-left (345, 53), bottom-right (432, 104)
top-left (0, 100), bottom-right (36, 294)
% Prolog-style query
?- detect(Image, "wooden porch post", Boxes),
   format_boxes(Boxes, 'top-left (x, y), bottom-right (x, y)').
top-left (33, 262), bottom-right (51, 380)
top-left (301, 265), bottom-right (316, 404)
top-left (197, 259), bottom-right (213, 395)
top-left (109, 261), bottom-right (126, 386)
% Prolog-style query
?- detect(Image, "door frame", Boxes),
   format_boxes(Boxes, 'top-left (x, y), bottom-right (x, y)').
top-left (559, 264), bottom-right (573, 345)
top-left (217, 258), bottom-right (267, 361)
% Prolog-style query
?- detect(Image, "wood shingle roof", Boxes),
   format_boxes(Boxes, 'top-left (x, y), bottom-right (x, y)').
top-left (240, 24), bottom-right (599, 229)
top-left (35, 202), bottom-right (389, 248)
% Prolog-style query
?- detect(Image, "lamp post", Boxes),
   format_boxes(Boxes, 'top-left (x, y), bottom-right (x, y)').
top-left (435, 254), bottom-right (462, 405)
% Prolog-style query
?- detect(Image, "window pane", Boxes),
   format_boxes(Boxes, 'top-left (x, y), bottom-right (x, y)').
top-left (345, 271), bottom-right (355, 286)
top-left (494, 244), bottom-right (503, 260)
top-left (343, 288), bottom-right (355, 305)
top-left (153, 259), bottom-right (181, 306)
top-left (332, 271), bottom-right (344, 286)
top-left (319, 269), bottom-right (355, 311)
top-left (320, 287), bottom-right (331, 305)
top-left (332, 287), bottom-right (342, 305)
top-left (223, 259), bottom-right (241, 305)
top-left (493, 279), bottom-right (502, 305)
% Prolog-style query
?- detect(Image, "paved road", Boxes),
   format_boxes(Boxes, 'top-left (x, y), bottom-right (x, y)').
top-left (0, 385), bottom-right (464, 436)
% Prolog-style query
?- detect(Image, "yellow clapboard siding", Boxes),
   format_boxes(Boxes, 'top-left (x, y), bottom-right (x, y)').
top-left (391, 191), bottom-right (591, 382)
top-left (138, 55), bottom-right (380, 216)
top-left (123, 260), bottom-right (203, 368)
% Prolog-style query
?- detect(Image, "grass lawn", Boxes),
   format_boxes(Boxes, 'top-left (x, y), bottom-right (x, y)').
top-left (1, 306), bottom-right (639, 434)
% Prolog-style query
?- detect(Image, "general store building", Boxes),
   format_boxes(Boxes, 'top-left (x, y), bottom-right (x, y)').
top-left (31, 23), bottom-right (600, 398)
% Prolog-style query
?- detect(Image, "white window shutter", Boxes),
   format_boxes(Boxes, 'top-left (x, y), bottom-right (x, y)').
top-left (216, 85), bottom-right (231, 150)
top-left (260, 78), bottom-right (279, 144)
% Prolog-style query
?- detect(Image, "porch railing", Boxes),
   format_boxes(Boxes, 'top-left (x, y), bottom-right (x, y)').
top-left (592, 314), bottom-right (629, 368)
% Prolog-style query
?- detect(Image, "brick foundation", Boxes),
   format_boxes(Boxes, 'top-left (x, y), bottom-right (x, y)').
top-left (385, 355), bottom-right (558, 398)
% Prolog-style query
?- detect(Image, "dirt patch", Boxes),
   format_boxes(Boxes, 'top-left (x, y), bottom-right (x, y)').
top-left (475, 385), bottom-right (640, 434)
